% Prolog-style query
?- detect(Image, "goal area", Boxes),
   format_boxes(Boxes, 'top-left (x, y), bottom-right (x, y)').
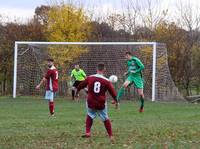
top-left (13, 41), bottom-right (184, 101)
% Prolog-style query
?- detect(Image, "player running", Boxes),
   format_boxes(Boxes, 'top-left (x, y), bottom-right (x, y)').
top-left (76, 63), bottom-right (119, 141)
top-left (117, 51), bottom-right (145, 112)
top-left (36, 58), bottom-right (58, 116)
top-left (70, 64), bottom-right (86, 100)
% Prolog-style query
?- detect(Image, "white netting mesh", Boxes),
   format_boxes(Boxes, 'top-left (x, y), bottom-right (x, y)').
top-left (16, 43), bottom-right (184, 101)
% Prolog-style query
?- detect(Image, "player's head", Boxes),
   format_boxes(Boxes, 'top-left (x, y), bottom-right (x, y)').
top-left (75, 64), bottom-right (80, 70)
top-left (97, 63), bottom-right (105, 74)
top-left (47, 58), bottom-right (54, 68)
top-left (125, 51), bottom-right (132, 60)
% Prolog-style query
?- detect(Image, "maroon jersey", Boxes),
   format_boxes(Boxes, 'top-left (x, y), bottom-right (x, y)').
top-left (45, 66), bottom-right (58, 92)
top-left (77, 74), bottom-right (117, 110)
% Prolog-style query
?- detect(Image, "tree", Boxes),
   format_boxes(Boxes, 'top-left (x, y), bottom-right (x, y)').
top-left (34, 5), bottom-right (51, 25)
top-left (46, 4), bottom-right (91, 42)
top-left (153, 21), bottom-right (200, 96)
top-left (44, 3), bottom-right (92, 81)
top-left (174, 1), bottom-right (200, 95)
top-left (0, 16), bottom-right (46, 95)
top-left (154, 22), bottom-right (185, 78)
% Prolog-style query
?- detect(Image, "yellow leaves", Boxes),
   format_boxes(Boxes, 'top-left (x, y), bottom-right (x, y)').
top-left (154, 21), bottom-right (186, 45)
top-left (139, 46), bottom-right (152, 63)
top-left (47, 4), bottom-right (91, 42)
top-left (47, 45), bottom-right (88, 81)
top-left (45, 3), bottom-right (92, 76)
top-left (140, 46), bottom-right (167, 70)
top-left (48, 45), bottom-right (87, 66)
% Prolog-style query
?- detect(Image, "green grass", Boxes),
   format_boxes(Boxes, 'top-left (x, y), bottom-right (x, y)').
top-left (0, 96), bottom-right (200, 149)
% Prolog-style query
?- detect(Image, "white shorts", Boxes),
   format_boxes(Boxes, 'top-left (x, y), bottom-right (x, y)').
top-left (86, 102), bottom-right (109, 121)
top-left (45, 91), bottom-right (55, 101)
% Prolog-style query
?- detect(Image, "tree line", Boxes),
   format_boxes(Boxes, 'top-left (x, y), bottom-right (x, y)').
top-left (0, 0), bottom-right (199, 96)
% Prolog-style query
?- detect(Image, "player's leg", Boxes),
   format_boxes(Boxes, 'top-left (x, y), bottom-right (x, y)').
top-left (71, 87), bottom-right (76, 100)
top-left (98, 104), bottom-right (113, 139)
top-left (137, 88), bottom-right (144, 112)
top-left (73, 81), bottom-right (82, 101)
top-left (133, 76), bottom-right (145, 112)
top-left (104, 118), bottom-right (114, 142)
top-left (75, 81), bottom-right (83, 102)
top-left (84, 114), bottom-right (93, 137)
top-left (45, 91), bottom-right (55, 116)
top-left (117, 77), bottom-right (132, 101)
top-left (82, 103), bottom-right (97, 138)
top-left (72, 81), bottom-right (78, 100)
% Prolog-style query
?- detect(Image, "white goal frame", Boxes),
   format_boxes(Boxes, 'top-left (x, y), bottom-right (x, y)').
top-left (13, 41), bottom-right (157, 101)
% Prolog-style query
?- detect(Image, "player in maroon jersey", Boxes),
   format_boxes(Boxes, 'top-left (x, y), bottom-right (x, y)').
top-left (36, 58), bottom-right (58, 116)
top-left (76, 63), bottom-right (119, 141)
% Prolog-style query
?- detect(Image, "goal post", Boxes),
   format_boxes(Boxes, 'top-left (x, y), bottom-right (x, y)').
top-left (13, 42), bottom-right (18, 99)
top-left (152, 43), bottom-right (157, 102)
top-left (13, 41), bottom-right (184, 101)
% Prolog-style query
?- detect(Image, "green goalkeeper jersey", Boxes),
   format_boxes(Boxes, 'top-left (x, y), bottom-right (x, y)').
top-left (71, 69), bottom-right (86, 81)
top-left (127, 56), bottom-right (144, 77)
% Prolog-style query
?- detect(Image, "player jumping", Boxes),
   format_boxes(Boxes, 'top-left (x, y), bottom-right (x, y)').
top-left (117, 51), bottom-right (145, 112)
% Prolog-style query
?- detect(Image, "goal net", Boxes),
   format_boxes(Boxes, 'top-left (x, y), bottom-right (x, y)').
top-left (13, 42), bottom-right (184, 101)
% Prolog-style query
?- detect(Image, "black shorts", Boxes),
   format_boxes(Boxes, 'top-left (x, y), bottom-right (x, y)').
top-left (73, 81), bottom-right (83, 88)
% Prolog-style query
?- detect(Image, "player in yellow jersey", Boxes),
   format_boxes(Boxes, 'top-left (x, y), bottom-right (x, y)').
top-left (70, 64), bottom-right (86, 100)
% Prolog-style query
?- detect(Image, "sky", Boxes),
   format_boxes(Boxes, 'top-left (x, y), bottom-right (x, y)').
top-left (0, 0), bottom-right (199, 22)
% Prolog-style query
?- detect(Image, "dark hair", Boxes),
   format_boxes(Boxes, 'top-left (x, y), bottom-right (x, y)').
top-left (97, 63), bottom-right (105, 71)
top-left (47, 58), bottom-right (54, 62)
top-left (125, 51), bottom-right (132, 56)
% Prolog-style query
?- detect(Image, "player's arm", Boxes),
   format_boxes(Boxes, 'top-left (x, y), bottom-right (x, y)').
top-left (36, 70), bottom-right (51, 90)
top-left (70, 70), bottom-right (75, 80)
top-left (70, 70), bottom-right (75, 86)
top-left (123, 71), bottom-right (129, 76)
top-left (36, 77), bottom-right (47, 90)
top-left (75, 78), bottom-right (88, 96)
top-left (36, 77), bottom-right (46, 88)
top-left (107, 82), bottom-right (119, 109)
top-left (133, 58), bottom-right (145, 73)
top-left (81, 69), bottom-right (87, 79)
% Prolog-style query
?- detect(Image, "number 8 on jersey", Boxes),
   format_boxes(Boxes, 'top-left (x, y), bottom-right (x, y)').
top-left (94, 82), bottom-right (101, 93)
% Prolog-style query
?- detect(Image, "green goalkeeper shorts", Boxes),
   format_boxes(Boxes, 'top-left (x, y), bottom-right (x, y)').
top-left (127, 75), bottom-right (144, 89)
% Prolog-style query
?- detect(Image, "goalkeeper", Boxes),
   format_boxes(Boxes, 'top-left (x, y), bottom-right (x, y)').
top-left (117, 51), bottom-right (145, 112)
top-left (70, 64), bottom-right (87, 100)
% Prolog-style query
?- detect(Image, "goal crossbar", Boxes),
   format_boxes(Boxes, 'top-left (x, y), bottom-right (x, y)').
top-left (13, 41), bottom-right (157, 101)
top-left (15, 41), bottom-right (156, 45)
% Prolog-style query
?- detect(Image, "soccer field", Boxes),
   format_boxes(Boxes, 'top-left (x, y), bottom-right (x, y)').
top-left (0, 97), bottom-right (200, 149)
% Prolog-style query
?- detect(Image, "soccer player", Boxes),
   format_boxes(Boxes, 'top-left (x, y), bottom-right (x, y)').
top-left (117, 51), bottom-right (145, 112)
top-left (36, 58), bottom-right (58, 116)
top-left (76, 63), bottom-right (119, 141)
top-left (70, 64), bottom-right (86, 100)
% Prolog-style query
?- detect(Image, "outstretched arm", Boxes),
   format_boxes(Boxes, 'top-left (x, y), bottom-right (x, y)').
top-left (76, 78), bottom-right (88, 96)
top-left (107, 83), bottom-right (119, 109)
top-left (36, 70), bottom-right (50, 90)
top-left (36, 77), bottom-right (46, 90)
